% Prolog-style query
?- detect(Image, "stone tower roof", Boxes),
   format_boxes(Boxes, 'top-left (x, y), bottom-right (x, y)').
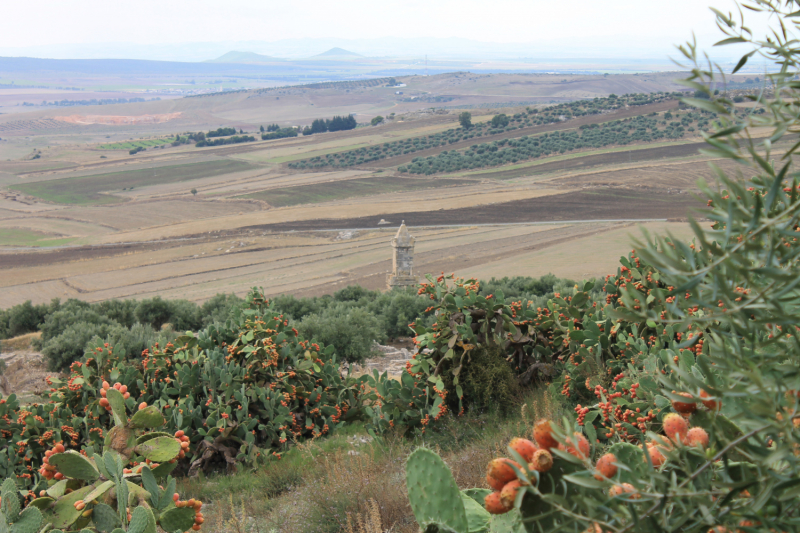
top-left (393, 221), bottom-right (414, 247)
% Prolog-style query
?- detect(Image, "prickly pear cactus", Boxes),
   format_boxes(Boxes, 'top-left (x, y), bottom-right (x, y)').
top-left (406, 448), bottom-right (469, 533)
top-left (16, 381), bottom-right (203, 533)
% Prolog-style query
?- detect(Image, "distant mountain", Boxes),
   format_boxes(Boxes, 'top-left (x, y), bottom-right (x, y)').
top-left (311, 47), bottom-right (363, 59)
top-left (207, 51), bottom-right (279, 64)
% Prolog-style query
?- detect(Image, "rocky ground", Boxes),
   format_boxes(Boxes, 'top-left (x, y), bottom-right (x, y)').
top-left (346, 340), bottom-right (416, 378)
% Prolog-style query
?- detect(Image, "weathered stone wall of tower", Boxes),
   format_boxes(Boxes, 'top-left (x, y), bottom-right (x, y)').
top-left (387, 222), bottom-right (418, 289)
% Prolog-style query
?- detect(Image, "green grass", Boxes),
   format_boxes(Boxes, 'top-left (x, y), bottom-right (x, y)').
top-left (99, 138), bottom-right (173, 150)
top-left (13, 160), bottom-right (258, 205)
top-left (239, 176), bottom-right (475, 207)
top-left (0, 228), bottom-right (76, 247)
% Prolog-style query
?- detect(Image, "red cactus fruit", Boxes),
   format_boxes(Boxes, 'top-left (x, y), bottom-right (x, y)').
top-left (486, 458), bottom-right (520, 490)
top-left (700, 389), bottom-right (721, 411)
top-left (594, 453), bottom-right (618, 480)
top-left (684, 427), bottom-right (709, 448)
top-left (533, 419), bottom-right (559, 450)
top-left (499, 480), bottom-right (524, 508)
top-left (663, 413), bottom-right (689, 443)
top-left (509, 437), bottom-right (538, 463)
top-left (671, 392), bottom-right (697, 415)
top-left (560, 432), bottom-right (590, 459)
top-left (646, 445), bottom-right (666, 467)
top-left (484, 491), bottom-right (512, 514)
top-left (608, 483), bottom-right (639, 499)
top-left (529, 449), bottom-right (553, 473)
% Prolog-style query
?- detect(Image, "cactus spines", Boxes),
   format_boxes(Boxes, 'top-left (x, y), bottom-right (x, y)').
top-left (594, 453), bottom-right (617, 480)
top-left (47, 451), bottom-right (100, 482)
top-left (405, 448), bottom-right (469, 533)
top-left (508, 438), bottom-right (537, 463)
top-left (663, 413), bottom-right (689, 443)
top-left (533, 419), bottom-right (558, 450)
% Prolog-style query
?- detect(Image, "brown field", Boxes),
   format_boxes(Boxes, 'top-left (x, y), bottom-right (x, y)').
top-left (0, 73), bottom-right (742, 308)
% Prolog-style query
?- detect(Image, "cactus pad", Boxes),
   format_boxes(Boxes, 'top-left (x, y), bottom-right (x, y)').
top-left (606, 442), bottom-right (648, 483)
top-left (158, 506), bottom-right (196, 532)
top-left (460, 494), bottom-right (490, 533)
top-left (105, 388), bottom-right (127, 427)
top-left (135, 432), bottom-right (172, 445)
top-left (518, 456), bottom-right (581, 532)
top-left (9, 506), bottom-right (42, 533)
top-left (461, 488), bottom-right (492, 505)
top-left (128, 406), bottom-right (165, 430)
top-left (48, 452), bottom-right (100, 482)
top-left (406, 448), bottom-right (468, 533)
top-left (82, 480), bottom-right (114, 504)
top-left (134, 437), bottom-right (181, 463)
top-left (1, 478), bottom-right (19, 521)
top-left (92, 503), bottom-right (120, 533)
top-left (126, 506), bottom-right (156, 533)
top-left (47, 485), bottom-right (93, 529)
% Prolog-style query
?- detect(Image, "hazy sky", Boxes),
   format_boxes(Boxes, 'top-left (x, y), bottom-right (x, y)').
top-left (1, 0), bottom-right (771, 50)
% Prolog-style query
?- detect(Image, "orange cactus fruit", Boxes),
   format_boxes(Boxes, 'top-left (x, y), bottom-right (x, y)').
top-left (608, 483), bottom-right (639, 499)
top-left (484, 491), bottom-right (512, 514)
top-left (99, 389), bottom-right (107, 398)
top-left (671, 392), bottom-right (697, 415)
top-left (138, 402), bottom-right (148, 410)
top-left (528, 449), bottom-right (553, 473)
top-left (499, 480), bottom-right (524, 508)
top-left (646, 445), bottom-right (666, 467)
top-left (486, 458), bottom-right (520, 490)
top-left (663, 413), bottom-right (689, 443)
top-left (119, 384), bottom-right (128, 394)
top-left (533, 419), bottom-right (559, 450)
top-left (700, 389), bottom-right (721, 411)
top-left (102, 381), bottom-right (110, 390)
top-left (560, 432), bottom-right (590, 459)
top-left (684, 427), bottom-right (709, 448)
top-left (509, 437), bottom-right (538, 463)
top-left (594, 453), bottom-right (618, 480)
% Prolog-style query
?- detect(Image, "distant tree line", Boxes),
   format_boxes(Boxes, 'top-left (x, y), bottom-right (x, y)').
top-left (36, 97), bottom-right (160, 107)
top-left (206, 127), bottom-right (239, 138)
top-left (0, 274), bottom-right (576, 369)
top-left (261, 128), bottom-right (298, 140)
top-left (301, 115), bottom-right (357, 136)
top-left (196, 134), bottom-right (255, 147)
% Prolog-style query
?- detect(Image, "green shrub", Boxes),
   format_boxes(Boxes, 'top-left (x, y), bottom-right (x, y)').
top-left (298, 304), bottom-right (385, 364)
top-left (440, 344), bottom-right (520, 415)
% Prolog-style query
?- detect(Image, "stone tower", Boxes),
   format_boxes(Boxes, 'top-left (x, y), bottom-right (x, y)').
top-left (387, 221), bottom-right (418, 289)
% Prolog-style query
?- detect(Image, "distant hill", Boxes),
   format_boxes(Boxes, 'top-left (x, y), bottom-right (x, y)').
top-left (311, 47), bottom-right (363, 59)
top-left (207, 51), bottom-right (279, 64)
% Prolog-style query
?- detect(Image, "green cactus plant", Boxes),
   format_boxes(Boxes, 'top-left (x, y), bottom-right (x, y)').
top-left (405, 448), bottom-right (529, 533)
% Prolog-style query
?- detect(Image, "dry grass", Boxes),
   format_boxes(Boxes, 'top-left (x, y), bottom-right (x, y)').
top-left (0, 332), bottom-right (41, 352)
top-left (183, 386), bottom-right (568, 533)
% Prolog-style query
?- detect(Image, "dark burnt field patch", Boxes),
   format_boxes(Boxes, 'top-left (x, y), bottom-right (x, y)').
top-left (247, 188), bottom-right (705, 232)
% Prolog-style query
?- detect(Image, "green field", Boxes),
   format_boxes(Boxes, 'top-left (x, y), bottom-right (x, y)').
top-left (13, 160), bottom-right (258, 205)
top-left (240, 176), bottom-right (475, 207)
top-left (0, 228), bottom-right (76, 247)
top-left (99, 138), bottom-right (173, 150)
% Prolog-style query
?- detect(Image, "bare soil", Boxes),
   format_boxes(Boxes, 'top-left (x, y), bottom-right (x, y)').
top-left (245, 188), bottom-right (704, 232)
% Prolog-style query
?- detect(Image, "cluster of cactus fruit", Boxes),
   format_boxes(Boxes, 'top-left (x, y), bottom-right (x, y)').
top-left (2, 379), bottom-right (200, 533)
top-left (0, 289), bottom-right (377, 487)
top-left (406, 405), bottom-right (738, 533)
